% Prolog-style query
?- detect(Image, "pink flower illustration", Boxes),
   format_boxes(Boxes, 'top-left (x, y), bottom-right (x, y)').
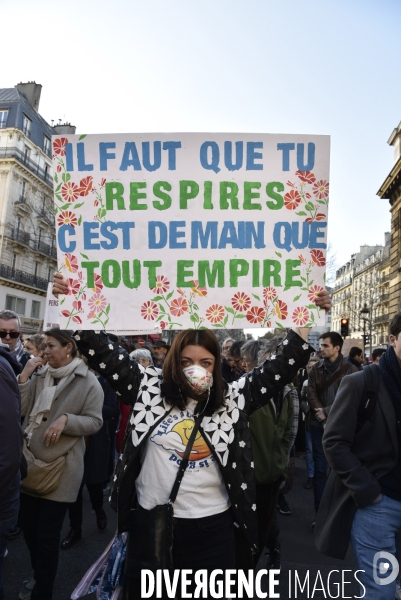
top-left (206, 304), bottom-right (224, 324)
top-left (231, 292), bottom-right (251, 313)
top-left (88, 293), bottom-right (107, 314)
top-left (263, 287), bottom-right (277, 303)
top-left (68, 278), bottom-right (80, 295)
top-left (53, 138), bottom-right (68, 156)
top-left (308, 285), bottom-right (325, 304)
top-left (140, 301), bottom-right (159, 321)
top-left (160, 321), bottom-right (167, 330)
top-left (91, 274), bottom-right (104, 293)
top-left (312, 180), bottom-right (329, 199)
top-left (64, 253), bottom-right (78, 273)
top-left (61, 182), bottom-right (80, 203)
top-left (191, 280), bottom-right (208, 297)
top-left (292, 307), bottom-right (310, 326)
top-left (151, 275), bottom-right (170, 294)
top-left (170, 297), bottom-right (189, 317)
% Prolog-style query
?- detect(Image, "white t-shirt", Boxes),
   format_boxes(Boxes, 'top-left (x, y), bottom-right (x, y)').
top-left (135, 400), bottom-right (230, 518)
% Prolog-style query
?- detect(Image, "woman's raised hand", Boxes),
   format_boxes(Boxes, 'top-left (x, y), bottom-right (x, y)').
top-left (19, 356), bottom-right (44, 383)
top-left (315, 290), bottom-right (331, 313)
top-left (52, 273), bottom-right (69, 298)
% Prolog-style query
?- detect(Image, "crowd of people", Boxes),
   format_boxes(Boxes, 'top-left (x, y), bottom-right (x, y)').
top-left (1, 284), bottom-right (401, 599)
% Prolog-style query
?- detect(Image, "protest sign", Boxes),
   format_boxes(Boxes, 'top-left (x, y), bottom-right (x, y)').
top-left (52, 133), bottom-right (330, 330)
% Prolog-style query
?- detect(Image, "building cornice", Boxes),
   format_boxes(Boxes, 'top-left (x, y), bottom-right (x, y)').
top-left (377, 156), bottom-right (401, 203)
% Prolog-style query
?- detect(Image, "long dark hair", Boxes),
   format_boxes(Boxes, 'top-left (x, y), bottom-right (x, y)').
top-left (160, 330), bottom-right (228, 415)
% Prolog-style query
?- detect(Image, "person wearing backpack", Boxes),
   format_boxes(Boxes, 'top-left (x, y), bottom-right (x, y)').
top-left (314, 313), bottom-right (401, 600)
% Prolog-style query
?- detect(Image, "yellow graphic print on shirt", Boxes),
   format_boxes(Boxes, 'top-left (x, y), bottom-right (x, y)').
top-left (150, 414), bottom-right (211, 463)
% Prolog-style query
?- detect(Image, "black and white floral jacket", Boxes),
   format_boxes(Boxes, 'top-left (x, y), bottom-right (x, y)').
top-left (75, 329), bottom-right (312, 553)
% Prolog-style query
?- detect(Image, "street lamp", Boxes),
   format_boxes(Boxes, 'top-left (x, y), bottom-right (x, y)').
top-left (360, 304), bottom-right (370, 350)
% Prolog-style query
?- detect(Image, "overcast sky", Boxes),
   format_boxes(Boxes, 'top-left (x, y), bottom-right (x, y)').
top-left (3, 0), bottom-right (400, 271)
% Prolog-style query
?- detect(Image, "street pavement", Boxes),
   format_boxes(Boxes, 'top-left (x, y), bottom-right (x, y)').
top-left (3, 458), bottom-right (360, 599)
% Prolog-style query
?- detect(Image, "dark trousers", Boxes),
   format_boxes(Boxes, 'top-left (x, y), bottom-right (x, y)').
top-left (254, 479), bottom-right (282, 564)
top-left (123, 509), bottom-right (235, 599)
top-left (310, 424), bottom-right (328, 510)
top-left (20, 494), bottom-right (69, 600)
top-left (0, 514), bottom-right (18, 600)
top-left (68, 482), bottom-right (103, 531)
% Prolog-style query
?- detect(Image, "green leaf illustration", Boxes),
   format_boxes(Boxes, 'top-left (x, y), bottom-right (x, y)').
top-left (151, 295), bottom-right (163, 301)
top-left (223, 314), bottom-right (228, 326)
top-left (74, 202), bottom-right (84, 209)
top-left (190, 314), bottom-right (199, 322)
top-left (61, 172), bottom-right (71, 183)
top-left (235, 314), bottom-right (246, 319)
top-left (305, 304), bottom-right (318, 309)
top-left (295, 211), bottom-right (307, 216)
top-left (80, 253), bottom-right (89, 259)
top-left (60, 203), bottom-right (72, 210)
top-left (54, 173), bottom-right (58, 183)
top-left (225, 306), bottom-right (235, 315)
top-left (78, 215), bottom-right (82, 226)
top-left (166, 290), bottom-right (174, 301)
top-left (54, 207), bottom-right (58, 215)
top-left (293, 294), bottom-right (302, 302)
top-left (105, 304), bottom-right (110, 315)
top-left (305, 202), bottom-right (315, 211)
top-left (199, 326), bottom-right (208, 330)
top-left (252, 294), bottom-right (261, 301)
top-left (56, 194), bottom-right (62, 202)
top-left (283, 286), bottom-right (290, 292)
top-left (275, 251), bottom-right (282, 258)
top-left (78, 134), bottom-right (87, 140)
top-left (275, 321), bottom-right (284, 328)
top-left (60, 298), bottom-right (65, 305)
top-left (192, 304), bottom-right (199, 311)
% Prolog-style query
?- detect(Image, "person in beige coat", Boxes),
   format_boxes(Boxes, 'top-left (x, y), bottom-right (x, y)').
top-left (18, 329), bottom-right (103, 600)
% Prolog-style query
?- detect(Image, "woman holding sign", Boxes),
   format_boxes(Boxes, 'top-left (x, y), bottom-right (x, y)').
top-left (53, 274), bottom-right (330, 599)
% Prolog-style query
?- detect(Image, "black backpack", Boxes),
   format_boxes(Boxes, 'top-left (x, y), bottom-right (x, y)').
top-left (356, 364), bottom-right (380, 432)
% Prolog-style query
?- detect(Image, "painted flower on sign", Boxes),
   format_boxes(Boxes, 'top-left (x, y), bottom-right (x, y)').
top-left (57, 211), bottom-right (77, 228)
top-left (170, 297), bottom-right (189, 317)
top-left (206, 304), bottom-right (224, 324)
top-left (68, 278), bottom-right (80, 295)
top-left (296, 170), bottom-right (316, 185)
top-left (275, 299), bottom-right (288, 320)
top-left (53, 137), bottom-right (68, 156)
top-left (141, 301), bottom-right (159, 321)
top-left (151, 275), bottom-right (170, 294)
top-left (88, 293), bottom-right (107, 314)
top-left (191, 280), bottom-right (208, 297)
top-left (91, 274), bottom-right (104, 293)
top-left (284, 189), bottom-right (301, 210)
top-left (79, 176), bottom-right (93, 196)
top-left (246, 306), bottom-right (265, 324)
top-left (310, 249), bottom-right (326, 267)
top-left (292, 306), bottom-right (310, 326)
top-left (263, 287), bottom-right (277, 302)
top-left (61, 182), bottom-right (80, 203)
top-left (308, 285), bottom-right (325, 304)
top-left (231, 292), bottom-right (251, 312)
top-left (160, 321), bottom-right (167, 330)
top-left (312, 180), bottom-right (329, 199)
top-left (64, 253), bottom-right (78, 273)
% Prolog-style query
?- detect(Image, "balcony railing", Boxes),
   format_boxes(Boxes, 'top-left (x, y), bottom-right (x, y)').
top-left (5, 228), bottom-right (57, 258)
top-left (381, 274), bottom-right (390, 283)
top-left (375, 313), bottom-right (390, 324)
top-left (381, 293), bottom-right (390, 302)
top-left (7, 229), bottom-right (31, 246)
top-left (0, 263), bottom-right (48, 291)
top-left (0, 146), bottom-right (52, 186)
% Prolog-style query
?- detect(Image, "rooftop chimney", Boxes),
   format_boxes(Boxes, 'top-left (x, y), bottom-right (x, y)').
top-left (16, 82), bottom-right (42, 112)
top-left (52, 122), bottom-right (76, 135)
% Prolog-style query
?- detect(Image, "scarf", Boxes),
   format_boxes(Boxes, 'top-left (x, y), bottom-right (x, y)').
top-left (379, 347), bottom-right (401, 423)
top-left (11, 337), bottom-right (25, 362)
top-left (24, 357), bottom-right (82, 446)
top-left (324, 352), bottom-right (343, 375)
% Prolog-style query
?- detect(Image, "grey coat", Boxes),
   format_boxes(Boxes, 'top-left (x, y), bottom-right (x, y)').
top-left (314, 367), bottom-right (397, 559)
top-left (19, 361), bottom-right (104, 503)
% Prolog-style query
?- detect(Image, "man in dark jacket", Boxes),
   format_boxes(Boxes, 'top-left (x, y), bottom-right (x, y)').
top-left (314, 313), bottom-right (401, 599)
top-left (0, 310), bottom-right (30, 368)
top-left (307, 332), bottom-right (357, 515)
top-left (0, 345), bottom-right (23, 600)
top-left (345, 346), bottom-right (363, 371)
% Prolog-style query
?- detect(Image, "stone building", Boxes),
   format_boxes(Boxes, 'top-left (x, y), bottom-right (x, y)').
top-left (377, 121), bottom-right (401, 320)
top-left (0, 82), bottom-right (75, 333)
top-left (331, 235), bottom-right (390, 353)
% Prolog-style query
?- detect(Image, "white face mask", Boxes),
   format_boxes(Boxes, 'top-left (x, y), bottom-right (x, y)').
top-left (183, 365), bottom-right (213, 395)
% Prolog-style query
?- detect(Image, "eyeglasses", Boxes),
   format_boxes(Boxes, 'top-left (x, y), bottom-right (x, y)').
top-left (0, 331), bottom-right (20, 339)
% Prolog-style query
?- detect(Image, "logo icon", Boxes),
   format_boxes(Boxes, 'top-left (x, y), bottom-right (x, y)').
top-left (373, 551), bottom-right (399, 586)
